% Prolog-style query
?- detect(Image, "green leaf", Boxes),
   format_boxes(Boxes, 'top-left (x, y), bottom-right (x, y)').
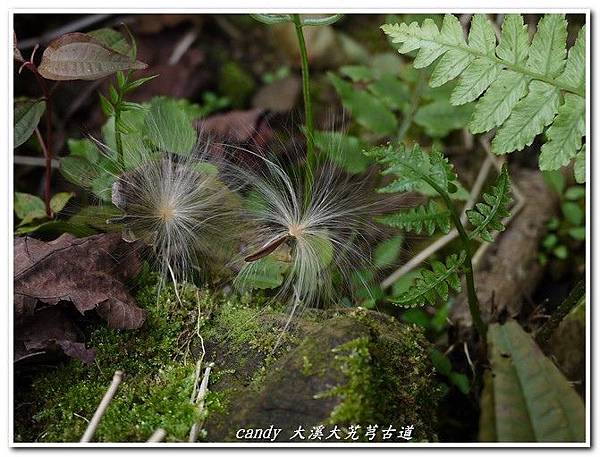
top-left (313, 130), bottom-right (370, 174)
top-left (574, 146), bottom-right (586, 183)
top-left (369, 143), bottom-right (461, 196)
top-left (492, 81), bottom-right (560, 154)
top-left (542, 170), bottom-right (566, 195)
top-left (328, 73), bottom-right (397, 135)
top-left (557, 26), bottom-right (585, 92)
top-left (495, 14), bottom-right (529, 65)
top-left (14, 192), bottom-right (46, 225)
top-left (564, 186), bottom-right (585, 201)
top-left (449, 372), bottom-right (470, 395)
top-left (469, 71), bottom-right (529, 134)
top-left (382, 14), bottom-right (585, 167)
top-left (14, 97), bottom-right (45, 148)
top-left (15, 220), bottom-right (96, 237)
top-left (378, 201), bottom-right (451, 236)
top-left (525, 14), bottom-right (567, 78)
top-left (539, 94), bottom-right (585, 170)
top-left (390, 251), bottom-right (466, 307)
top-left (568, 227), bottom-right (585, 241)
top-left (429, 348), bottom-right (452, 376)
top-left (373, 235), bottom-right (403, 268)
top-left (50, 192), bottom-right (74, 214)
top-left (236, 256), bottom-right (289, 290)
top-left (339, 65), bottom-right (374, 82)
top-left (451, 58), bottom-right (501, 105)
top-left (87, 28), bottom-right (131, 55)
top-left (367, 74), bottom-right (411, 111)
top-left (562, 201), bottom-right (584, 226)
top-left (467, 165), bottom-right (512, 242)
top-left (414, 99), bottom-right (473, 137)
top-left (553, 245), bottom-right (568, 259)
top-left (479, 320), bottom-right (585, 442)
top-left (144, 97), bottom-right (197, 154)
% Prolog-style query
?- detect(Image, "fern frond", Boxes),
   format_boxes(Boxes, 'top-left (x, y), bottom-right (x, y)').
top-left (467, 165), bottom-right (511, 242)
top-left (367, 143), bottom-right (461, 196)
top-left (381, 15), bottom-right (586, 178)
top-left (391, 251), bottom-right (466, 307)
top-left (377, 201), bottom-right (451, 236)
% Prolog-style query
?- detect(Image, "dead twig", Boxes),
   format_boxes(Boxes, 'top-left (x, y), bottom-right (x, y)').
top-left (188, 362), bottom-right (214, 443)
top-left (80, 370), bottom-right (123, 443)
top-left (147, 428), bottom-right (167, 443)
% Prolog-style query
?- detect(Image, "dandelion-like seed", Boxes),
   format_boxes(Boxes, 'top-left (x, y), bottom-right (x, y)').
top-left (66, 128), bottom-right (242, 290)
top-left (109, 151), bottom-right (239, 283)
top-left (233, 150), bottom-right (383, 321)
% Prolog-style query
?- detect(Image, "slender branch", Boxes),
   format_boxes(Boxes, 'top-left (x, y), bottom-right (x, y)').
top-left (422, 175), bottom-right (487, 340)
top-left (188, 362), bottom-right (214, 443)
top-left (292, 14), bottom-right (316, 209)
top-left (80, 370), bottom-right (124, 443)
top-left (24, 62), bottom-right (53, 216)
top-left (536, 280), bottom-right (585, 346)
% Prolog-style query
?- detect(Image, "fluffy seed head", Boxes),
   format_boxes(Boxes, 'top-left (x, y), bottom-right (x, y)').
top-left (232, 151), bottom-right (383, 313)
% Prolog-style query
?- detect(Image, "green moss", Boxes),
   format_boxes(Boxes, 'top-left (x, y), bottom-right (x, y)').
top-left (318, 309), bottom-right (443, 441)
top-left (17, 273), bottom-right (217, 443)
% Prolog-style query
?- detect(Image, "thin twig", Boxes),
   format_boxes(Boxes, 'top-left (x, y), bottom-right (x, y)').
top-left (168, 29), bottom-right (198, 66)
top-left (188, 362), bottom-right (214, 443)
top-left (14, 155), bottom-right (60, 168)
top-left (18, 14), bottom-right (112, 50)
top-left (80, 370), bottom-right (124, 443)
top-left (147, 428), bottom-right (167, 443)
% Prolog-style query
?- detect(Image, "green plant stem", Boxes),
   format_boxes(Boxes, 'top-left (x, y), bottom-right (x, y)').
top-left (292, 14), bottom-right (316, 209)
top-left (397, 71), bottom-right (427, 143)
top-left (114, 108), bottom-right (124, 167)
top-left (423, 175), bottom-right (487, 341)
top-left (536, 280), bottom-right (585, 346)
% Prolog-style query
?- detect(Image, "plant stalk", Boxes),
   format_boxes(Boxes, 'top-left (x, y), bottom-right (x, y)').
top-left (536, 280), bottom-right (585, 346)
top-left (292, 14), bottom-right (316, 209)
top-left (424, 176), bottom-right (487, 341)
top-left (25, 63), bottom-right (53, 217)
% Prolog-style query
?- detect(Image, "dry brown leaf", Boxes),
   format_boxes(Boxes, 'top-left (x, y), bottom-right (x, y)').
top-left (14, 232), bottom-right (146, 329)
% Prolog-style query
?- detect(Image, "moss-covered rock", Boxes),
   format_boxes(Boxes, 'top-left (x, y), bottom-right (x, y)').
top-left (206, 308), bottom-right (442, 442)
top-left (15, 273), bottom-right (441, 443)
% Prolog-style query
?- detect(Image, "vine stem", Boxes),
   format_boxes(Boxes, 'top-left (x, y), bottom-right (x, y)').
top-left (291, 14), bottom-right (316, 209)
top-left (423, 175), bottom-right (487, 341)
top-left (24, 62), bottom-right (53, 217)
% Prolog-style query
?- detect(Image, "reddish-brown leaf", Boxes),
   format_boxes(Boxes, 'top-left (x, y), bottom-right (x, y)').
top-left (37, 32), bottom-right (147, 81)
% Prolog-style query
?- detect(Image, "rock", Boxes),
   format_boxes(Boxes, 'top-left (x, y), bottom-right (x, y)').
top-left (205, 307), bottom-right (442, 442)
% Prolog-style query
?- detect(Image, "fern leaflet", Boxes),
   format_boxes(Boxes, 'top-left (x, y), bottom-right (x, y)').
top-left (381, 14), bottom-right (586, 181)
top-left (378, 201), bottom-right (451, 236)
top-left (466, 165), bottom-right (512, 242)
top-left (391, 251), bottom-right (466, 307)
top-left (367, 143), bottom-right (462, 197)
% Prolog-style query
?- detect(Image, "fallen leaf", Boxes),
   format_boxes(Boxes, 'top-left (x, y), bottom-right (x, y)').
top-left (15, 307), bottom-right (96, 364)
top-left (14, 233), bottom-right (146, 329)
